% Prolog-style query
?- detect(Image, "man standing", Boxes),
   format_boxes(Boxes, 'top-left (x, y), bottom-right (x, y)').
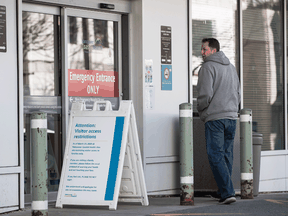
top-left (197, 38), bottom-right (241, 204)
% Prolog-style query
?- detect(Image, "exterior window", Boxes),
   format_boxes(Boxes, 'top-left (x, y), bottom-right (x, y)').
top-left (242, 0), bottom-right (284, 151)
top-left (191, 0), bottom-right (239, 113)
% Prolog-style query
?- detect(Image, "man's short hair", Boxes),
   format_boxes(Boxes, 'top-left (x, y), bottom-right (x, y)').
top-left (202, 38), bottom-right (220, 52)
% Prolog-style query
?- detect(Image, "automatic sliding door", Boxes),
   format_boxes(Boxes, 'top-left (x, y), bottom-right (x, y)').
top-left (66, 9), bottom-right (121, 110)
top-left (22, 7), bottom-right (62, 195)
top-left (22, 5), bottom-right (122, 200)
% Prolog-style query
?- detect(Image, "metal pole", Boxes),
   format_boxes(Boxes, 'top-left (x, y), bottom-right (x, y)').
top-left (240, 109), bottom-right (253, 199)
top-left (283, 0), bottom-right (288, 152)
top-left (179, 103), bottom-right (194, 205)
top-left (31, 112), bottom-right (48, 216)
top-left (238, 0), bottom-right (244, 109)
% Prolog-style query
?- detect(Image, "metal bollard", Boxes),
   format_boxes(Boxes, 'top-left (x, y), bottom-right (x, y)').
top-left (179, 103), bottom-right (194, 205)
top-left (31, 112), bottom-right (48, 216)
top-left (240, 109), bottom-right (253, 199)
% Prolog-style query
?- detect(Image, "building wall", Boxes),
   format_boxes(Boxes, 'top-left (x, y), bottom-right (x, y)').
top-left (0, 2), bottom-right (287, 211)
top-left (20, 0), bottom-right (288, 195)
top-left (129, 0), bottom-right (144, 155)
top-left (141, 0), bottom-right (189, 195)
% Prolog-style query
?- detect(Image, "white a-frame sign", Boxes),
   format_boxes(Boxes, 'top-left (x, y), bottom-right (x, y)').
top-left (56, 100), bottom-right (149, 210)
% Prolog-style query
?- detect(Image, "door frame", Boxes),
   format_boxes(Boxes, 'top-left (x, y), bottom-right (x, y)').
top-left (61, 8), bottom-right (122, 154)
top-left (21, 2), bottom-right (62, 203)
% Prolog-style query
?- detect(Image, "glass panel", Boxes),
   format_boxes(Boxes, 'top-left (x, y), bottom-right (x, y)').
top-left (68, 17), bottom-right (116, 71)
top-left (23, 11), bottom-right (62, 193)
top-left (23, 12), bottom-right (61, 96)
top-left (68, 17), bottom-right (119, 110)
top-left (242, 0), bottom-right (284, 151)
top-left (191, 0), bottom-right (239, 113)
top-left (24, 114), bottom-right (62, 194)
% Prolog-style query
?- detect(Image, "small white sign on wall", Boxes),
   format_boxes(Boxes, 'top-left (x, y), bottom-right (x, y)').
top-left (56, 100), bottom-right (149, 210)
top-left (144, 59), bottom-right (155, 109)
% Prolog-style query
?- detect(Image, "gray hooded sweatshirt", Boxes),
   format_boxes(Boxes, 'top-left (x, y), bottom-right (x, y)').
top-left (196, 51), bottom-right (241, 122)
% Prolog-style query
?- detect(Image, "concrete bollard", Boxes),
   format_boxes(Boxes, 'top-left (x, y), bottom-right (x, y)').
top-left (31, 112), bottom-right (48, 216)
top-left (240, 109), bottom-right (253, 199)
top-left (179, 103), bottom-right (194, 205)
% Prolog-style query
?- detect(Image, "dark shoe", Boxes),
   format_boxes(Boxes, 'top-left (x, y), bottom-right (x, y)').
top-left (219, 196), bottom-right (236, 204)
top-left (209, 193), bottom-right (221, 201)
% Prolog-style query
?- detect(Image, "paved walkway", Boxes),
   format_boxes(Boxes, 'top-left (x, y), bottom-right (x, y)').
top-left (4, 193), bottom-right (288, 216)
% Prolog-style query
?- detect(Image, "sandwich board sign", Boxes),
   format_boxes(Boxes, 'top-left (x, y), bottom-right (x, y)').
top-left (56, 100), bottom-right (149, 210)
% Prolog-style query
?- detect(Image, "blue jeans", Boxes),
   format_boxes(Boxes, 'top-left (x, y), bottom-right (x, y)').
top-left (205, 119), bottom-right (236, 199)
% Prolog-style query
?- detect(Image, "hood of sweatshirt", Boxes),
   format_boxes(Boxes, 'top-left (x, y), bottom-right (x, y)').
top-left (204, 51), bottom-right (230, 65)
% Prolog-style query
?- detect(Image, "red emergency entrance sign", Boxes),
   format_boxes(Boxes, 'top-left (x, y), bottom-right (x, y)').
top-left (68, 69), bottom-right (119, 97)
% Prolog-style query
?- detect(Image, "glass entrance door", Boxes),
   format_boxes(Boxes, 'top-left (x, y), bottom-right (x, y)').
top-left (22, 4), bottom-right (62, 196)
top-left (65, 9), bottom-right (122, 111)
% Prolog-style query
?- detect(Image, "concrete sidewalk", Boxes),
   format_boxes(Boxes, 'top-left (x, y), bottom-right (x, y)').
top-left (4, 193), bottom-right (288, 216)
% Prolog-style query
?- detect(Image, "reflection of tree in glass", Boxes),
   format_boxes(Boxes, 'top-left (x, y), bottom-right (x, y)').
top-left (23, 12), bottom-right (55, 61)
top-left (23, 12), bottom-right (57, 96)
top-left (94, 20), bottom-right (109, 48)
top-left (68, 17), bottom-right (114, 71)
top-left (69, 17), bottom-right (78, 44)
top-left (82, 18), bottom-right (90, 70)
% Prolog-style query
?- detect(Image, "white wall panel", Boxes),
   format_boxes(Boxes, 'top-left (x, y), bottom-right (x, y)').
top-left (129, 0), bottom-right (144, 156)
top-left (0, 0), bottom-right (18, 167)
top-left (259, 179), bottom-right (286, 192)
top-left (259, 155), bottom-right (287, 192)
top-left (142, 0), bottom-right (188, 194)
top-left (145, 162), bottom-right (180, 194)
top-left (145, 113), bottom-right (179, 156)
top-left (0, 174), bottom-right (19, 207)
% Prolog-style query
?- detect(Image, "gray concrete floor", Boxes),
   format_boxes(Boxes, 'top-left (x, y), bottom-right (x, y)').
top-left (4, 193), bottom-right (288, 216)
